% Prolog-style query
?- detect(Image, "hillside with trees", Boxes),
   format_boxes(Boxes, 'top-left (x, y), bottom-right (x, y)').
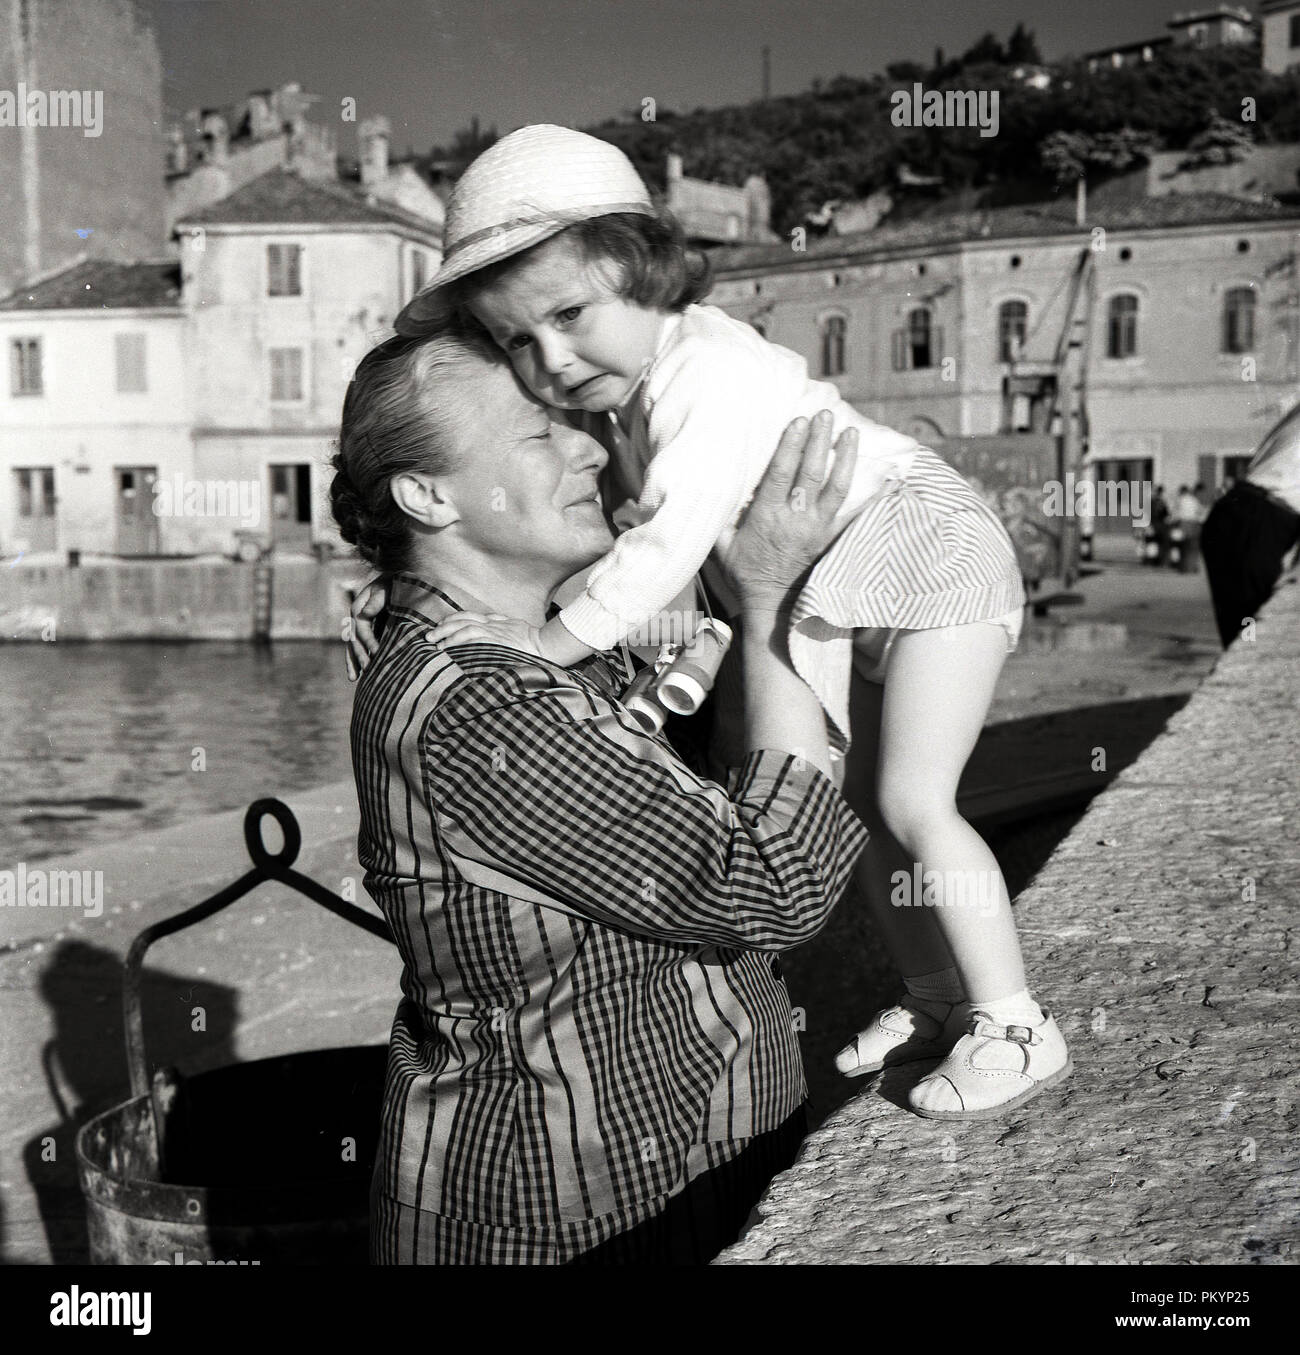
top-left (426, 25), bottom-right (1300, 236)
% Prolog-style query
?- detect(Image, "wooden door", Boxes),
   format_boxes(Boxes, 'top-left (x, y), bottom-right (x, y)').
top-left (13, 467), bottom-right (57, 552)
top-left (269, 463), bottom-right (312, 552)
top-left (115, 466), bottom-right (160, 555)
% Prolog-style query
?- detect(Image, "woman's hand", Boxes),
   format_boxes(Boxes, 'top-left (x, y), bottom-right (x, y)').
top-left (344, 576), bottom-right (388, 681)
top-left (721, 410), bottom-right (858, 615)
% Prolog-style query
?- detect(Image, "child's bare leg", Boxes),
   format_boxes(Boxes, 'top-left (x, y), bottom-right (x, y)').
top-left (839, 672), bottom-right (954, 977)
top-left (834, 670), bottom-right (969, 1076)
top-left (876, 621), bottom-right (1070, 1116)
top-left (875, 622), bottom-right (1023, 1000)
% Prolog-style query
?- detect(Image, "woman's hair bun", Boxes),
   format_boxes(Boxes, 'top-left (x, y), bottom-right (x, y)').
top-left (328, 454), bottom-right (384, 567)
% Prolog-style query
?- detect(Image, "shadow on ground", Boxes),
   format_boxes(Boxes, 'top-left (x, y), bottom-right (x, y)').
top-left (19, 939), bottom-right (237, 1264)
top-left (789, 693), bottom-right (1191, 1128)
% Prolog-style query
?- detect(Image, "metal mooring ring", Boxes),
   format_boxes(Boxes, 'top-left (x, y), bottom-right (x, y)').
top-left (243, 798), bottom-right (302, 872)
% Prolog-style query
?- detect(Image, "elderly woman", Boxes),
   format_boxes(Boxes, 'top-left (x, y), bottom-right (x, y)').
top-left (331, 325), bottom-right (866, 1265)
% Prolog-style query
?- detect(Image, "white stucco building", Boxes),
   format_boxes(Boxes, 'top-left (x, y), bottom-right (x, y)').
top-left (0, 167), bottom-right (441, 559)
top-left (0, 260), bottom-right (186, 557)
top-left (1261, 0), bottom-right (1300, 73)
top-left (708, 194), bottom-right (1300, 539)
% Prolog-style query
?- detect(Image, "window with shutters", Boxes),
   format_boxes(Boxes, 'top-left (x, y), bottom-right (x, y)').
top-left (267, 243), bottom-right (303, 297)
top-left (1222, 287), bottom-right (1256, 354)
top-left (911, 307), bottom-right (933, 369)
top-left (10, 338), bottom-right (43, 396)
top-left (891, 308), bottom-right (941, 371)
top-left (269, 347), bottom-right (305, 402)
top-left (14, 466), bottom-right (55, 517)
top-left (820, 314), bottom-right (847, 376)
top-left (998, 300), bottom-right (1028, 363)
top-left (1106, 294), bottom-right (1139, 358)
top-left (115, 333), bottom-right (147, 393)
top-left (889, 308), bottom-right (938, 368)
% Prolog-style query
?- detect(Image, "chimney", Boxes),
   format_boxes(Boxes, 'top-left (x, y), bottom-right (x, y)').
top-left (360, 115), bottom-right (391, 187)
top-left (275, 82), bottom-right (310, 138)
top-left (743, 174), bottom-right (771, 238)
top-left (200, 112), bottom-right (228, 164)
top-left (247, 91), bottom-right (277, 140)
top-left (667, 152), bottom-right (684, 183)
top-left (166, 126), bottom-right (189, 175)
top-left (1076, 175), bottom-right (1087, 226)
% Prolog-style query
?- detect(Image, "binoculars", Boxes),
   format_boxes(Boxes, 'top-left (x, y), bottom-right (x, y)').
top-left (622, 617), bottom-right (733, 736)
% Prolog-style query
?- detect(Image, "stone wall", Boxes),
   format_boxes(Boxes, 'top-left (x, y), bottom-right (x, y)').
top-left (718, 570), bottom-right (1300, 1265)
top-left (0, 558), bottom-right (365, 641)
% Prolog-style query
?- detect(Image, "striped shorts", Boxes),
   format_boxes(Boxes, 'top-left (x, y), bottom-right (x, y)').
top-left (787, 444), bottom-right (1027, 749)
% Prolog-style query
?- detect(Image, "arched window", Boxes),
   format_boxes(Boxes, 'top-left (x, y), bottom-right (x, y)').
top-left (820, 314), bottom-right (847, 376)
top-left (890, 307), bottom-right (943, 371)
top-left (1222, 287), bottom-right (1255, 354)
top-left (998, 300), bottom-right (1028, 363)
top-left (1107, 294), bottom-right (1139, 359)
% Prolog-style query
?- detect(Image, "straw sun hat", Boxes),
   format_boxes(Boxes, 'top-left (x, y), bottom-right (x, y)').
top-left (394, 124), bottom-right (656, 335)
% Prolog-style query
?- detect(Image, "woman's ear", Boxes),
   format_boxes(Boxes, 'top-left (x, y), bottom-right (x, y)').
top-left (390, 471), bottom-right (459, 529)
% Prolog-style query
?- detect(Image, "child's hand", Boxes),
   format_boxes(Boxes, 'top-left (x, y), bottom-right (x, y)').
top-left (427, 613), bottom-right (595, 666)
top-left (344, 576), bottom-right (388, 681)
top-left (428, 612), bottom-right (548, 658)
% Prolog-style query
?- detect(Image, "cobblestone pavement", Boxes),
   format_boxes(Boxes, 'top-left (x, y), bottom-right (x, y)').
top-left (718, 572), bottom-right (1300, 1265)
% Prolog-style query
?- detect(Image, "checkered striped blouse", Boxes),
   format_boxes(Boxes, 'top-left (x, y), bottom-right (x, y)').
top-left (352, 572), bottom-right (867, 1230)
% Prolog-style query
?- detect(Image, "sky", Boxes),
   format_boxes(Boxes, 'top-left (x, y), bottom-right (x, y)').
top-left (140, 0), bottom-right (1268, 157)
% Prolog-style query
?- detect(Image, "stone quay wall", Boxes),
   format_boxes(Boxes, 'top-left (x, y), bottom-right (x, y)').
top-left (718, 571), bottom-right (1300, 1266)
top-left (0, 559), bottom-right (366, 641)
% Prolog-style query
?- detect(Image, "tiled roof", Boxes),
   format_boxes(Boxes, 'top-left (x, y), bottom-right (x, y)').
top-left (709, 193), bottom-right (1300, 272)
top-left (0, 259), bottom-right (181, 311)
top-left (175, 168), bottom-right (441, 236)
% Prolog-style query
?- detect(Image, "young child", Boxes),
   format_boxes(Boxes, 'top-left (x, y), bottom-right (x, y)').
top-left (389, 124), bottom-right (1072, 1120)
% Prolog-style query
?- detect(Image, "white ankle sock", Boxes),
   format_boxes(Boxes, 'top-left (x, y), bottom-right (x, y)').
top-left (904, 967), bottom-right (966, 1017)
top-left (973, 988), bottom-right (1045, 1027)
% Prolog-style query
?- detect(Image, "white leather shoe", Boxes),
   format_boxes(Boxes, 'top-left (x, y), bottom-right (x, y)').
top-left (835, 997), bottom-right (970, 1078)
top-left (908, 1009), bottom-right (1073, 1119)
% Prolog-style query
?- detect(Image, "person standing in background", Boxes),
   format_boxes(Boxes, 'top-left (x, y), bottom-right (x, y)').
top-left (1174, 484), bottom-right (1205, 574)
top-left (1202, 403), bottom-right (1300, 647)
top-left (1148, 485), bottom-right (1171, 567)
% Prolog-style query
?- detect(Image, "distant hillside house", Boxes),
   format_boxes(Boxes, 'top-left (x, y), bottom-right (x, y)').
top-left (708, 193), bottom-right (1300, 522)
top-left (665, 154), bottom-right (778, 245)
top-left (1166, 5), bottom-right (1256, 48)
top-left (1085, 4), bottom-right (1255, 71)
top-left (1009, 64), bottom-right (1053, 90)
top-left (0, 169), bottom-right (441, 561)
top-left (1084, 35), bottom-right (1174, 71)
top-left (1261, 0), bottom-right (1300, 73)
